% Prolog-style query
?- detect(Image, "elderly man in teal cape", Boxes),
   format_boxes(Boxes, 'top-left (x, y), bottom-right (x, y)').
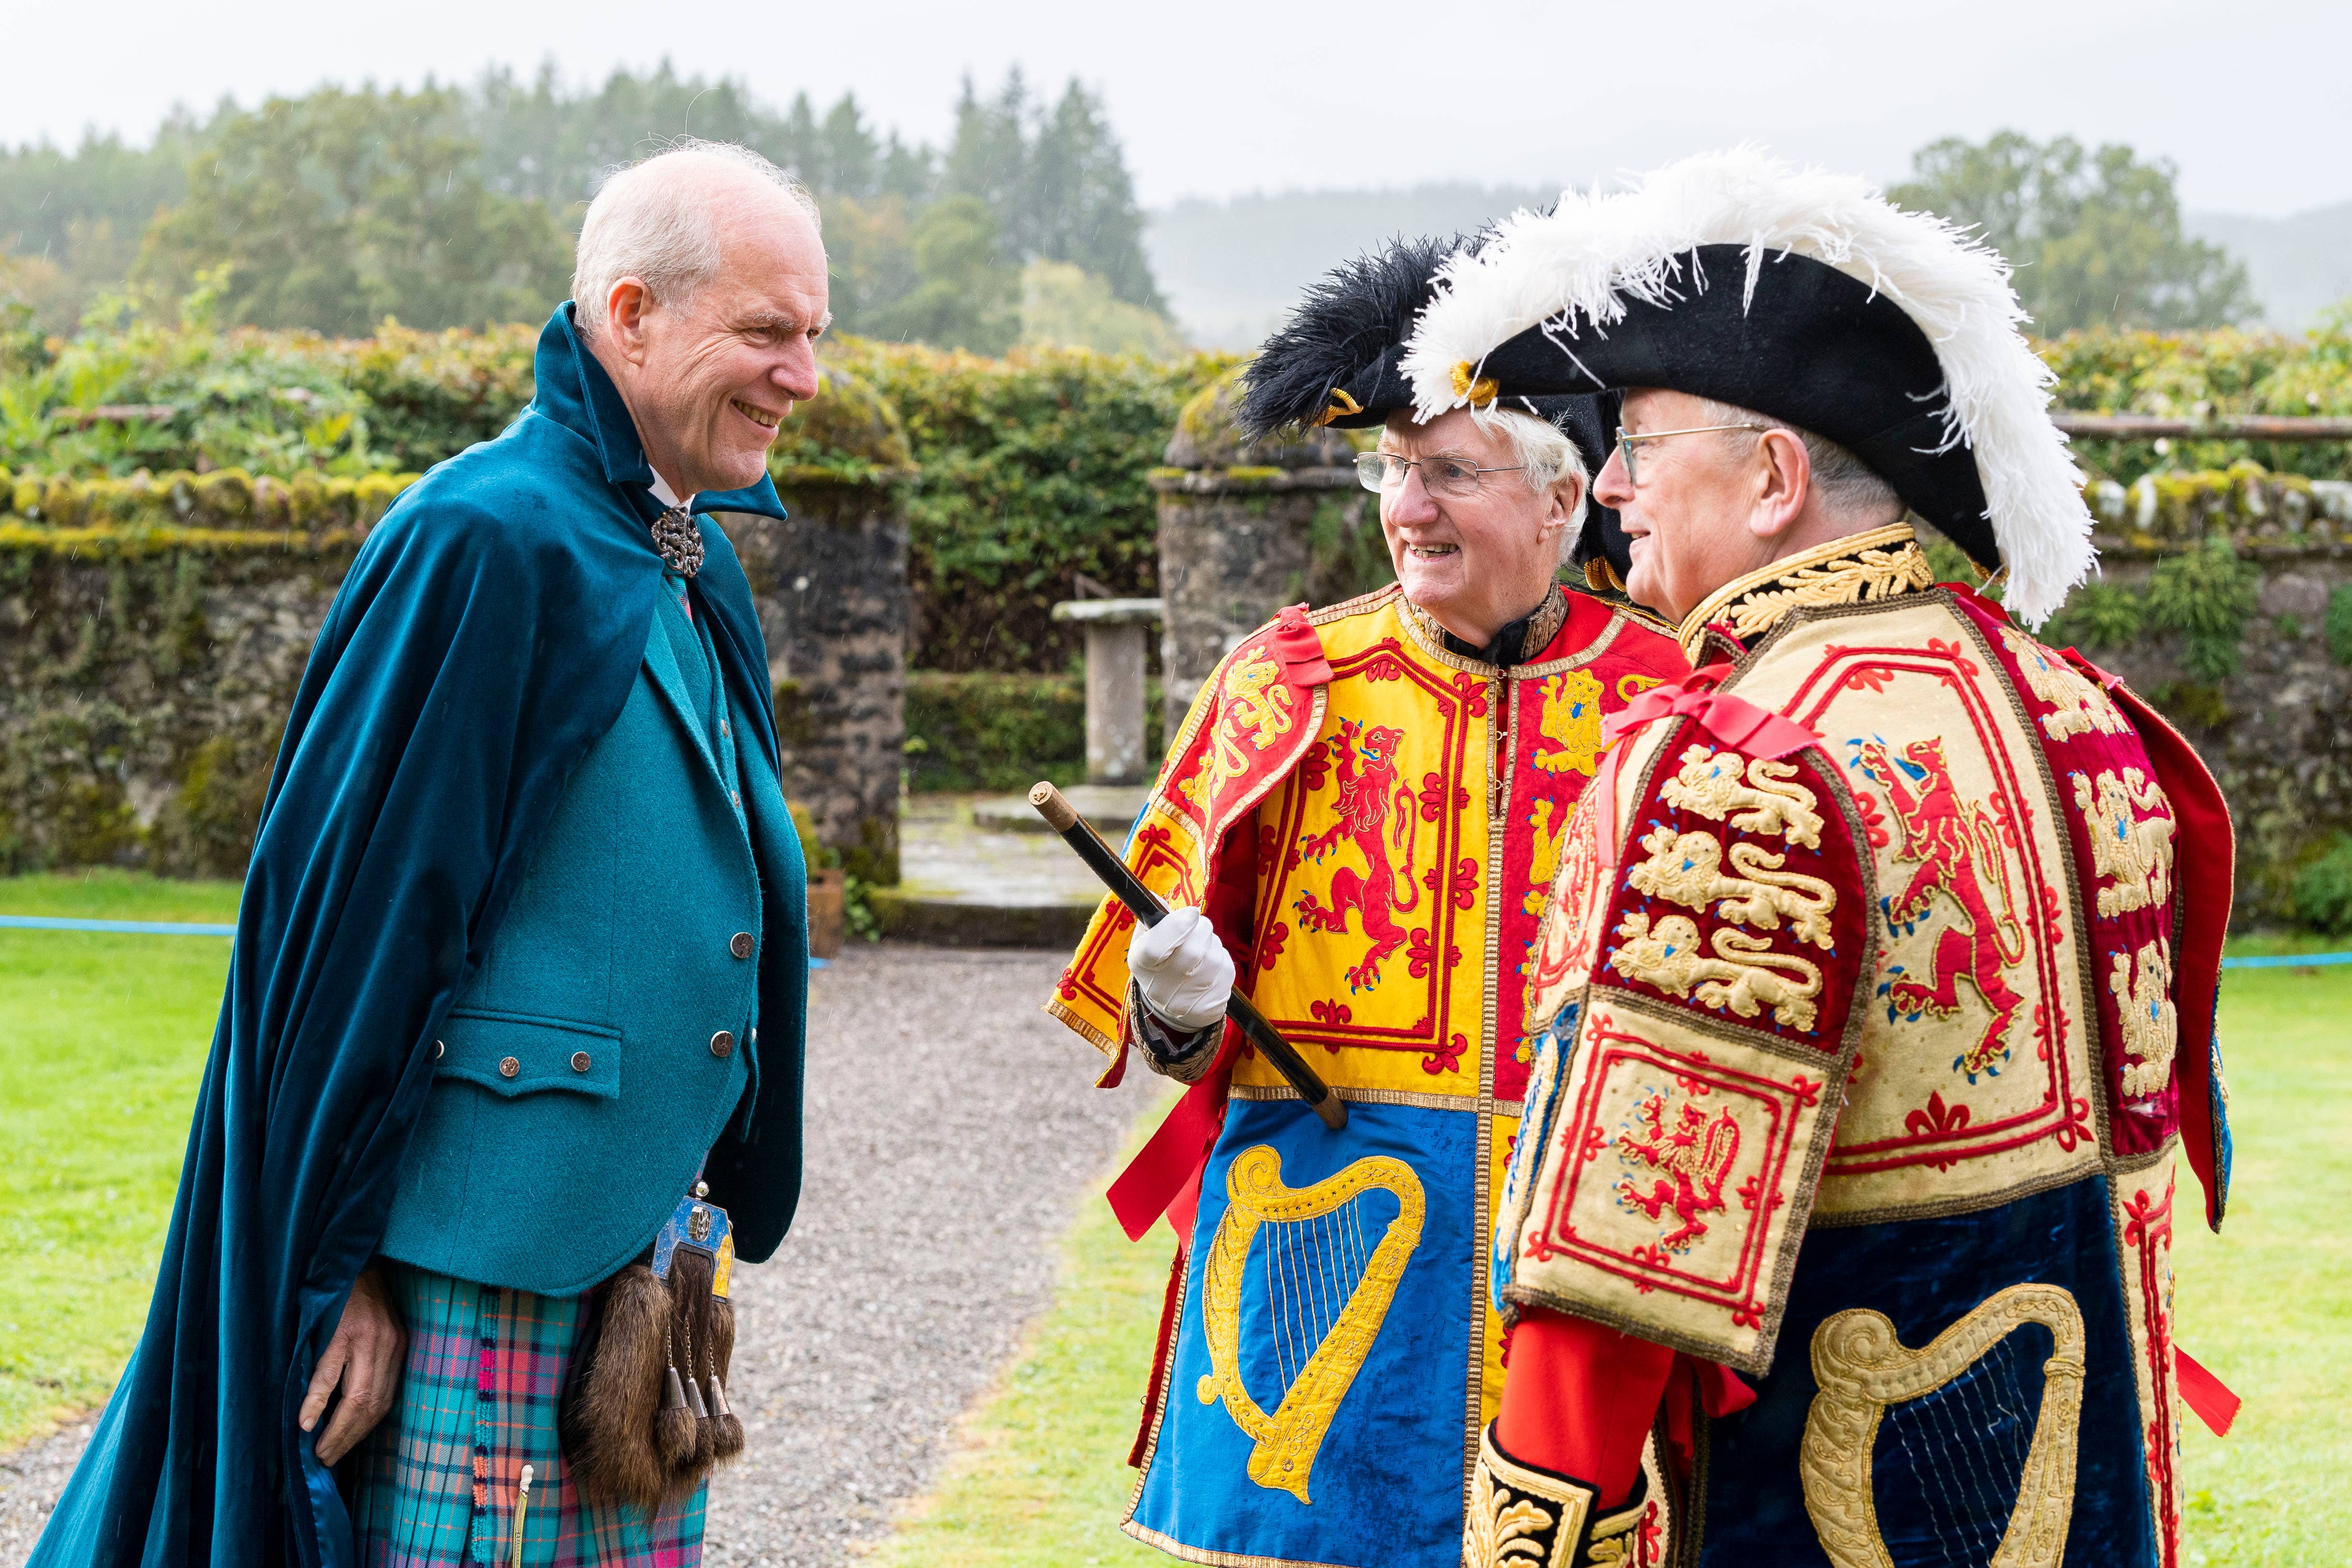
top-left (33, 141), bottom-right (830, 1568)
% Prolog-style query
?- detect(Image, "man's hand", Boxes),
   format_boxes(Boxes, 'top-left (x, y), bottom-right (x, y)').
top-left (300, 1263), bottom-right (406, 1466)
top-left (1128, 907), bottom-right (1236, 1033)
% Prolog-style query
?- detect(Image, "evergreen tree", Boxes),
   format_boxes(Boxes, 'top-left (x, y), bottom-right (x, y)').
top-left (0, 62), bottom-right (1170, 348)
top-left (942, 71), bottom-right (1164, 313)
top-left (943, 72), bottom-right (1033, 241)
top-left (819, 95), bottom-right (881, 200)
top-left (1034, 81), bottom-right (1164, 314)
top-left (871, 194), bottom-right (1019, 354)
top-left (0, 118), bottom-right (198, 329)
top-left (133, 86), bottom-right (572, 334)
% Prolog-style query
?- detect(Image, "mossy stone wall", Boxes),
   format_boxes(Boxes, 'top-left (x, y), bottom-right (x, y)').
top-left (0, 473), bottom-right (913, 881)
top-left (0, 530), bottom-right (354, 875)
top-left (2037, 468), bottom-right (2352, 923)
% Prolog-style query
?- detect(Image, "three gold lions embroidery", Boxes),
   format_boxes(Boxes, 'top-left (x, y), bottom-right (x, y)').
top-left (1611, 746), bottom-right (1838, 1033)
top-left (1659, 744), bottom-right (1825, 847)
top-left (1626, 826), bottom-right (1837, 949)
top-left (2071, 768), bottom-right (2176, 916)
top-left (1609, 912), bottom-right (1824, 1031)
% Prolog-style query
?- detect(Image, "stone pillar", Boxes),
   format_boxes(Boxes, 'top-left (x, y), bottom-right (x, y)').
top-left (1151, 368), bottom-right (1364, 733)
top-left (1052, 598), bottom-right (1163, 785)
top-left (717, 481), bottom-right (909, 885)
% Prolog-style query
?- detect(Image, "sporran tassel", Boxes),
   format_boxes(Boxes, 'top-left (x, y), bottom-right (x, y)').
top-left (655, 1363), bottom-right (699, 1471)
top-left (558, 1261), bottom-right (674, 1510)
top-left (666, 1247), bottom-right (718, 1472)
top-left (707, 1290), bottom-right (744, 1458)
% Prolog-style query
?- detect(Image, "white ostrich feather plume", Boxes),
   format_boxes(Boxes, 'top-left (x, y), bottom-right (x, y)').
top-left (1399, 146), bottom-right (2092, 625)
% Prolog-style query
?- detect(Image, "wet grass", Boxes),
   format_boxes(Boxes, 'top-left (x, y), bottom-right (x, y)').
top-left (0, 872), bottom-right (239, 1450)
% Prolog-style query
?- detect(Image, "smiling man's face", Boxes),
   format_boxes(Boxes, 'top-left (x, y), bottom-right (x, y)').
top-left (1376, 406), bottom-right (1575, 648)
top-left (628, 197), bottom-right (830, 497)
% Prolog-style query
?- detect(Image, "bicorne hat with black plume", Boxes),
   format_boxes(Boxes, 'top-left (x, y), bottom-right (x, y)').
top-left (1235, 233), bottom-right (1637, 592)
top-left (1398, 148), bottom-right (2095, 625)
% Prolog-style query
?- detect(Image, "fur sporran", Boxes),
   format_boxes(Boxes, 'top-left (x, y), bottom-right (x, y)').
top-left (559, 1194), bottom-right (741, 1507)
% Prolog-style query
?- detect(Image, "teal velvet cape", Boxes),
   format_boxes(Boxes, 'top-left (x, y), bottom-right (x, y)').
top-left (31, 305), bottom-right (808, 1568)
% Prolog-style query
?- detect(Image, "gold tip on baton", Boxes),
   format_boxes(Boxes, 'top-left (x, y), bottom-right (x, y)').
top-left (1030, 782), bottom-right (1347, 1132)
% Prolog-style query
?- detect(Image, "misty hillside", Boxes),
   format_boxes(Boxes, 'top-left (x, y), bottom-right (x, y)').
top-left (2187, 202), bottom-right (2352, 330)
top-left (1147, 184), bottom-right (2352, 350)
top-left (1143, 182), bottom-right (1558, 349)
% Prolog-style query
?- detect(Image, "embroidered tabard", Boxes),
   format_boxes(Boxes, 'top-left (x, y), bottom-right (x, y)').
top-left (1498, 706), bottom-right (1875, 1373)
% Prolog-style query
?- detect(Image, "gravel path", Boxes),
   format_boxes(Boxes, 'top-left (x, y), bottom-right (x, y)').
top-left (0, 943), bottom-right (1150, 1566)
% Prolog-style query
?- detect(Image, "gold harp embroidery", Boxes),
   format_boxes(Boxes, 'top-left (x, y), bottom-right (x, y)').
top-left (1196, 1145), bottom-right (1426, 1502)
top-left (1800, 1283), bottom-right (2088, 1568)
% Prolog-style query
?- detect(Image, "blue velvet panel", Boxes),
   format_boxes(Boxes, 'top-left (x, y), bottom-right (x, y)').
top-left (1697, 1174), bottom-right (2154, 1568)
top-left (1131, 1098), bottom-right (1477, 1568)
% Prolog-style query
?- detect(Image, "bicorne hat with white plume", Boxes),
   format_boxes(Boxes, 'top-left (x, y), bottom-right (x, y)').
top-left (1236, 232), bottom-right (1637, 589)
top-left (1398, 148), bottom-right (2094, 625)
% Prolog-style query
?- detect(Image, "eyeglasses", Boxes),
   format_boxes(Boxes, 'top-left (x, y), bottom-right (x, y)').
top-left (1354, 451), bottom-right (1527, 500)
top-left (1614, 423), bottom-right (1769, 487)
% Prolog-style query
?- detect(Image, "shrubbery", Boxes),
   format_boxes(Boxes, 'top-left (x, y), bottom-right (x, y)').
top-left (0, 315), bottom-right (1230, 668)
top-left (826, 339), bottom-right (1233, 670)
top-left (2293, 835), bottom-right (2352, 933)
top-left (2040, 537), bottom-right (2265, 682)
top-left (8, 314), bottom-right (2352, 675)
top-left (903, 671), bottom-right (1167, 792)
top-left (0, 315), bottom-right (536, 478)
top-left (2042, 311), bottom-right (2352, 483)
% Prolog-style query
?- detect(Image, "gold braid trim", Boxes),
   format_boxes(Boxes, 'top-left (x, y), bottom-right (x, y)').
top-left (1463, 1421), bottom-right (1597, 1568)
top-left (1675, 522), bottom-right (1935, 663)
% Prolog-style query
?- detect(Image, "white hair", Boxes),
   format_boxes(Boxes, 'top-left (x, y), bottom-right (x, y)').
top-left (1472, 402), bottom-right (1592, 539)
top-left (571, 139), bottom-right (820, 340)
top-left (1693, 396), bottom-right (1902, 523)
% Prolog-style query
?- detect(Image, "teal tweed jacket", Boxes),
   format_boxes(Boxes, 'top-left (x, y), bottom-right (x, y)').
top-left (375, 569), bottom-right (800, 1295)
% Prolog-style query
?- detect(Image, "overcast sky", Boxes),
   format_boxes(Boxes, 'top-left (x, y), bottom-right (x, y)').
top-left (7, 0), bottom-right (2347, 217)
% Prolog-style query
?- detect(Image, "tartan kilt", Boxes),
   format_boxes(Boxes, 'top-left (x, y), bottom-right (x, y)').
top-left (346, 1262), bottom-right (708, 1568)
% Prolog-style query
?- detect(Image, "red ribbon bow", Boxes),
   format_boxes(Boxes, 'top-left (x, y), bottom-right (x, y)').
top-left (1602, 662), bottom-right (1820, 760)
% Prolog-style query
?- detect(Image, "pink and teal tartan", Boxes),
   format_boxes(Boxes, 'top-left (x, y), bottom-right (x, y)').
top-left (347, 1263), bottom-right (707, 1567)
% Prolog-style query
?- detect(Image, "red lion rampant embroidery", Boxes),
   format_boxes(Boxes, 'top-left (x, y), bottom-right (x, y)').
top-left (1612, 1090), bottom-right (1741, 1252)
top-left (1293, 717), bottom-right (1421, 991)
top-left (1854, 736), bottom-right (2027, 1079)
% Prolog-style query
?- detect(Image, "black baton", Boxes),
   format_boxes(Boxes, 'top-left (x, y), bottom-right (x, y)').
top-left (1029, 782), bottom-right (1347, 1131)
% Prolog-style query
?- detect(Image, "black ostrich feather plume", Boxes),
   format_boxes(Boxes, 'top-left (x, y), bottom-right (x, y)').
top-left (1235, 233), bottom-right (1468, 443)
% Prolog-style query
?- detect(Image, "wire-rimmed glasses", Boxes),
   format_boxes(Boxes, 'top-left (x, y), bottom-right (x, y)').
top-left (1614, 423), bottom-right (1769, 486)
top-left (1353, 451), bottom-right (1527, 500)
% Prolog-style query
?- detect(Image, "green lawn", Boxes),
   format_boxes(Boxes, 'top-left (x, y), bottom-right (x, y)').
top-left (1, 869), bottom-right (2344, 1567)
top-left (0, 872), bottom-right (240, 1450)
top-left (2174, 964), bottom-right (2352, 1566)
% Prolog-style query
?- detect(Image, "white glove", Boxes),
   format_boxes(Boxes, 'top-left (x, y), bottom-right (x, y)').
top-left (1128, 906), bottom-right (1236, 1034)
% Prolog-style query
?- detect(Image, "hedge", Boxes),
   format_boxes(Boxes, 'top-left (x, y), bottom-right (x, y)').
top-left (903, 671), bottom-right (1168, 792)
top-left (9, 317), bottom-right (2352, 671)
top-left (823, 341), bottom-right (1234, 671)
